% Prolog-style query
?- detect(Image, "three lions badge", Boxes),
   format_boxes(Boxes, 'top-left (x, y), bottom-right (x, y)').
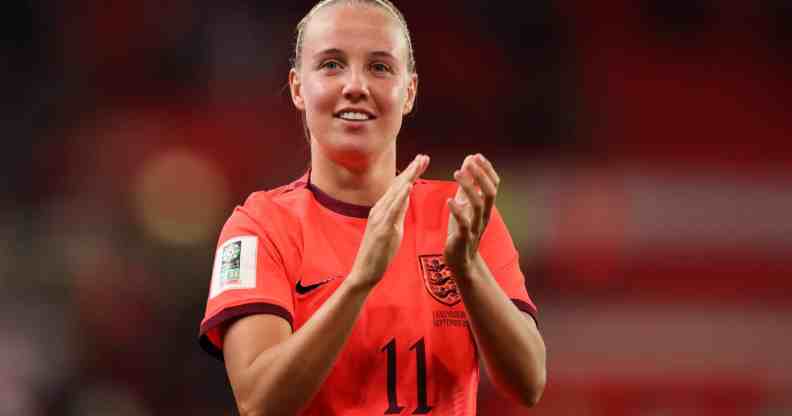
top-left (418, 255), bottom-right (460, 306)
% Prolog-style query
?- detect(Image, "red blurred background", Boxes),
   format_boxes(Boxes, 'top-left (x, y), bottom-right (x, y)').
top-left (5, 1), bottom-right (792, 415)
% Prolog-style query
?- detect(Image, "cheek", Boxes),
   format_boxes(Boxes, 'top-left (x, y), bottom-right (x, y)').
top-left (382, 84), bottom-right (407, 113)
top-left (303, 78), bottom-right (336, 111)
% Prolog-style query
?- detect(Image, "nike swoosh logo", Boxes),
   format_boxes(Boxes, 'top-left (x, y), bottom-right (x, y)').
top-left (295, 277), bottom-right (336, 295)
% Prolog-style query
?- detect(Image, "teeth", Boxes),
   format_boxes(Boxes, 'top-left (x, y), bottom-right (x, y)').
top-left (339, 111), bottom-right (371, 121)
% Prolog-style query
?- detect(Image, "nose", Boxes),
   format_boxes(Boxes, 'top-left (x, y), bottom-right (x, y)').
top-left (342, 68), bottom-right (369, 102)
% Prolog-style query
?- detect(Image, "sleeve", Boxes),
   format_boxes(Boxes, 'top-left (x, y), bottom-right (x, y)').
top-left (198, 205), bottom-right (295, 360)
top-left (478, 206), bottom-right (539, 325)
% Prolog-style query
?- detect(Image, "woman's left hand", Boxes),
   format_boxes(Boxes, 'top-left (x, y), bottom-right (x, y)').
top-left (444, 154), bottom-right (500, 277)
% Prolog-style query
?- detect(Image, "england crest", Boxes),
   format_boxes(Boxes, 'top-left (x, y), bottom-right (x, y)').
top-left (418, 255), bottom-right (461, 306)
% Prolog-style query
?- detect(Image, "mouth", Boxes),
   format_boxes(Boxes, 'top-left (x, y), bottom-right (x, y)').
top-left (334, 109), bottom-right (376, 122)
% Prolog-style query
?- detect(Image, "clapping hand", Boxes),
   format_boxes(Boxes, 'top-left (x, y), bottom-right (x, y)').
top-left (444, 154), bottom-right (500, 276)
top-left (350, 154), bottom-right (430, 288)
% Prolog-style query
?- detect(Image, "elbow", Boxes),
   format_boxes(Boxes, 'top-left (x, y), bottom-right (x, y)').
top-left (236, 394), bottom-right (287, 416)
top-left (521, 376), bottom-right (546, 408)
top-left (236, 396), bottom-right (265, 416)
top-left (491, 366), bottom-right (546, 408)
top-left (236, 402), bottom-right (256, 416)
top-left (236, 385), bottom-right (302, 416)
top-left (238, 400), bottom-right (287, 416)
top-left (513, 368), bottom-right (547, 408)
top-left (232, 381), bottom-right (271, 416)
top-left (488, 351), bottom-right (547, 408)
top-left (232, 381), bottom-right (267, 416)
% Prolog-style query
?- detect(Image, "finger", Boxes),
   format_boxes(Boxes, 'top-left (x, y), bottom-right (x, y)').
top-left (452, 155), bottom-right (477, 203)
top-left (377, 154), bottom-right (424, 209)
top-left (474, 154), bottom-right (500, 189)
top-left (468, 159), bottom-right (497, 200)
top-left (460, 155), bottom-right (496, 228)
top-left (386, 180), bottom-right (413, 225)
top-left (454, 168), bottom-right (484, 230)
top-left (388, 154), bottom-right (425, 218)
top-left (394, 190), bottom-right (411, 226)
top-left (386, 154), bottom-right (428, 211)
top-left (413, 154), bottom-right (430, 182)
top-left (467, 160), bottom-right (497, 223)
top-left (452, 180), bottom-right (467, 205)
top-left (393, 155), bottom-right (429, 201)
top-left (447, 198), bottom-right (471, 234)
top-left (399, 154), bottom-right (429, 184)
top-left (454, 169), bottom-right (484, 234)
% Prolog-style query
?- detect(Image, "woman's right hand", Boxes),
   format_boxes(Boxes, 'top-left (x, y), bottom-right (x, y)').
top-left (349, 154), bottom-right (430, 289)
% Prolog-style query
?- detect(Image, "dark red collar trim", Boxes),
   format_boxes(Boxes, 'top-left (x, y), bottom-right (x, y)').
top-left (304, 171), bottom-right (372, 219)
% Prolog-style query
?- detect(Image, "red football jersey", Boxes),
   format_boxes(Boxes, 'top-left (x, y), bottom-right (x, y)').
top-left (199, 172), bottom-right (538, 415)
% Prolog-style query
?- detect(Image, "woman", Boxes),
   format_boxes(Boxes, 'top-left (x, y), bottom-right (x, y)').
top-left (198, 1), bottom-right (546, 414)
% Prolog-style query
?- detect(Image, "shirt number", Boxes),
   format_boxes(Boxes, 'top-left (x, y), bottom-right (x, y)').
top-left (381, 337), bottom-right (433, 414)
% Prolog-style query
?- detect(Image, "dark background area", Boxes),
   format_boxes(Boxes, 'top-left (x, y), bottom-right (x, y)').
top-left (4, 1), bottom-right (792, 415)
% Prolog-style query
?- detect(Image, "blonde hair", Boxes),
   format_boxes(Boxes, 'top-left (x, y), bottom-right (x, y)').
top-left (292, 0), bottom-right (416, 73)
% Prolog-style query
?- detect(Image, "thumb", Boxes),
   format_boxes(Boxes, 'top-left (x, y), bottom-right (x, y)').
top-left (454, 183), bottom-right (468, 205)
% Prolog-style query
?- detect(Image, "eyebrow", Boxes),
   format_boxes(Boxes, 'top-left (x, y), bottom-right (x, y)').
top-left (313, 48), bottom-right (397, 61)
top-left (369, 51), bottom-right (397, 60)
top-left (314, 48), bottom-right (344, 58)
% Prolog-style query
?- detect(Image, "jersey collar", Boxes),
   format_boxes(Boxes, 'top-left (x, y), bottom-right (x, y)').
top-left (303, 169), bottom-right (372, 219)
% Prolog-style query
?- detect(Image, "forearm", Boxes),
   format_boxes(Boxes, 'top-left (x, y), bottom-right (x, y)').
top-left (235, 274), bottom-right (374, 415)
top-left (454, 255), bottom-right (546, 407)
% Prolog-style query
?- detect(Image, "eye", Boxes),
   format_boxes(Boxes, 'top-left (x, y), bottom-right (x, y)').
top-left (319, 60), bottom-right (343, 71)
top-left (371, 62), bottom-right (392, 74)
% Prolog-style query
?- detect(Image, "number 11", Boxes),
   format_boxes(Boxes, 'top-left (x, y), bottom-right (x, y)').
top-left (382, 337), bottom-right (433, 414)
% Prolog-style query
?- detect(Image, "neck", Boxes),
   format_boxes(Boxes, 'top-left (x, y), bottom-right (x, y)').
top-left (309, 141), bottom-right (397, 207)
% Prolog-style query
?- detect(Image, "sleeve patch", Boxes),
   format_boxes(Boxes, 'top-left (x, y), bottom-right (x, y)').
top-left (210, 236), bottom-right (257, 299)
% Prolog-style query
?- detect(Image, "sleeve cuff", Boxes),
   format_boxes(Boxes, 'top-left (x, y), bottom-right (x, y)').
top-left (198, 303), bottom-right (294, 361)
top-left (511, 298), bottom-right (539, 328)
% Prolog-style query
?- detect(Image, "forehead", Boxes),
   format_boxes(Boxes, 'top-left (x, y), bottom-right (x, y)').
top-left (302, 4), bottom-right (407, 59)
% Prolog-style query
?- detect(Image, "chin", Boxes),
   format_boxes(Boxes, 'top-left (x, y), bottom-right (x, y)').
top-left (334, 129), bottom-right (380, 148)
top-left (323, 133), bottom-right (392, 166)
top-left (324, 138), bottom-right (374, 161)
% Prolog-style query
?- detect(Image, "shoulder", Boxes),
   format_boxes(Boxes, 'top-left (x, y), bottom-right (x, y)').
top-left (239, 173), bottom-right (312, 220)
top-left (223, 173), bottom-right (312, 240)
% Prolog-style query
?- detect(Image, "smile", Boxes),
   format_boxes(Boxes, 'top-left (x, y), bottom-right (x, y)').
top-left (334, 110), bottom-right (376, 121)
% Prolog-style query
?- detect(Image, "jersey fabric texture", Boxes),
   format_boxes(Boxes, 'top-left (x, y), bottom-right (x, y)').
top-left (199, 171), bottom-right (538, 415)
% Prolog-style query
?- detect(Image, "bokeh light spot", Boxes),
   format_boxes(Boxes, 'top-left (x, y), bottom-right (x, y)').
top-left (134, 149), bottom-right (230, 245)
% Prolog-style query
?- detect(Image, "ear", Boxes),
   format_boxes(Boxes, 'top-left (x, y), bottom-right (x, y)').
top-left (289, 68), bottom-right (305, 111)
top-left (403, 73), bottom-right (418, 115)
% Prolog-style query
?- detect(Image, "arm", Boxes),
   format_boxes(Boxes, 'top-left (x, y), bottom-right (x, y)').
top-left (223, 155), bottom-right (430, 416)
top-left (224, 273), bottom-right (373, 416)
top-left (454, 255), bottom-right (546, 407)
top-left (445, 154), bottom-right (546, 407)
